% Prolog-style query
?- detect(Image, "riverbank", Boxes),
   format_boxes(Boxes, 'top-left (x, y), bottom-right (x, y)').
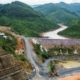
top-left (42, 24), bottom-right (68, 39)
top-left (58, 20), bottom-right (80, 39)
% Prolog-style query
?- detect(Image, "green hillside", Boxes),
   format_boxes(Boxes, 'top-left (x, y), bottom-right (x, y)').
top-left (59, 20), bottom-right (80, 38)
top-left (34, 3), bottom-right (80, 38)
top-left (46, 9), bottom-right (78, 24)
top-left (0, 1), bottom-right (57, 36)
top-left (34, 3), bottom-right (79, 24)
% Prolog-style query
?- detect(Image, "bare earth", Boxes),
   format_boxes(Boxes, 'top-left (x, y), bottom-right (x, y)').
top-left (59, 73), bottom-right (80, 80)
top-left (58, 61), bottom-right (80, 69)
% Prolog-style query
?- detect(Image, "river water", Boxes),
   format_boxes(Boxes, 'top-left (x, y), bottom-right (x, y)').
top-left (42, 24), bottom-right (68, 39)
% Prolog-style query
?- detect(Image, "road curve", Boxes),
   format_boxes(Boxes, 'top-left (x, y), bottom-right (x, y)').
top-left (22, 24), bottom-right (80, 80)
top-left (23, 37), bottom-right (51, 80)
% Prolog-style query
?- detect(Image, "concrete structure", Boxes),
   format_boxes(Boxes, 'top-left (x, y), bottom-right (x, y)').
top-left (37, 38), bottom-right (80, 49)
top-left (0, 32), bottom-right (7, 39)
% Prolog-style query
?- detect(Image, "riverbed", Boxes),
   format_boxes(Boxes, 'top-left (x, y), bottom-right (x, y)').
top-left (42, 24), bottom-right (68, 39)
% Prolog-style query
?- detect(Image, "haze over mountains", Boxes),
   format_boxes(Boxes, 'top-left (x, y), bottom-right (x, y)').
top-left (34, 2), bottom-right (80, 24)
top-left (0, 1), bottom-right (57, 36)
top-left (34, 2), bottom-right (80, 38)
top-left (0, 1), bottom-right (80, 38)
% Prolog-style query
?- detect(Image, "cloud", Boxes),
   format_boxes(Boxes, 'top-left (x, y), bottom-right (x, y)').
top-left (14, 0), bottom-right (74, 4)
top-left (0, 0), bottom-right (80, 5)
top-left (0, 0), bottom-right (15, 4)
top-left (72, 0), bottom-right (80, 3)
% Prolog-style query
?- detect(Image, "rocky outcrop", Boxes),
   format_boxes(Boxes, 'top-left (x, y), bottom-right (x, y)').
top-left (0, 48), bottom-right (26, 80)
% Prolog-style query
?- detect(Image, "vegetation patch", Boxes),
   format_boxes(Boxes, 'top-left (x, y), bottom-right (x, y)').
top-left (0, 34), bottom-right (32, 75)
top-left (48, 60), bottom-right (58, 77)
top-left (59, 20), bottom-right (80, 38)
top-left (33, 43), bottom-right (49, 62)
top-left (48, 46), bottom-right (75, 56)
top-left (0, 1), bottom-right (58, 37)
top-left (0, 34), bottom-right (17, 54)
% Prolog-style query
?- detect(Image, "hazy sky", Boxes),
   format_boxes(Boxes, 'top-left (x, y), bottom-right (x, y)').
top-left (0, 0), bottom-right (80, 5)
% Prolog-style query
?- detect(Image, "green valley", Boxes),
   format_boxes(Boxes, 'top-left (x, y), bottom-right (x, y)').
top-left (34, 2), bottom-right (80, 38)
top-left (0, 1), bottom-right (57, 37)
top-left (59, 20), bottom-right (80, 38)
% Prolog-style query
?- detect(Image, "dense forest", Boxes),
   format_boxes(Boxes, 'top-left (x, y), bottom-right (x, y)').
top-left (0, 1), bottom-right (57, 37)
top-left (0, 1), bottom-right (80, 38)
top-left (59, 20), bottom-right (80, 38)
top-left (34, 2), bottom-right (80, 38)
top-left (34, 2), bottom-right (80, 24)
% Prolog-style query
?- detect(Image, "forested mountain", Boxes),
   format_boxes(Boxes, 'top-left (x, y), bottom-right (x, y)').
top-left (0, 1), bottom-right (57, 36)
top-left (59, 19), bottom-right (80, 38)
top-left (34, 2), bottom-right (80, 38)
top-left (57, 2), bottom-right (80, 17)
top-left (0, 1), bottom-right (80, 38)
top-left (34, 2), bottom-right (80, 24)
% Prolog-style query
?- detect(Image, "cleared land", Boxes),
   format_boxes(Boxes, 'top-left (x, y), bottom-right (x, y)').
top-left (59, 73), bottom-right (80, 80)
top-left (58, 61), bottom-right (80, 69)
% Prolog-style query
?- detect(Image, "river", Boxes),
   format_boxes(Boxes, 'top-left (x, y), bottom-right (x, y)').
top-left (42, 24), bottom-right (68, 39)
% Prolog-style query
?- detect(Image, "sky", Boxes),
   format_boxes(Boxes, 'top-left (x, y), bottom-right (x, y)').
top-left (0, 0), bottom-right (80, 5)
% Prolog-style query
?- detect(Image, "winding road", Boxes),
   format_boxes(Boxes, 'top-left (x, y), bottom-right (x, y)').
top-left (22, 24), bottom-right (80, 80)
top-left (22, 24), bottom-right (69, 80)
top-left (23, 37), bottom-right (51, 80)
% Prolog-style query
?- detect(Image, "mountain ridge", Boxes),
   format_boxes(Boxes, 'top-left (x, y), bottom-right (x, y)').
top-left (34, 2), bottom-right (80, 38)
top-left (0, 1), bottom-right (58, 36)
top-left (34, 2), bottom-right (80, 24)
